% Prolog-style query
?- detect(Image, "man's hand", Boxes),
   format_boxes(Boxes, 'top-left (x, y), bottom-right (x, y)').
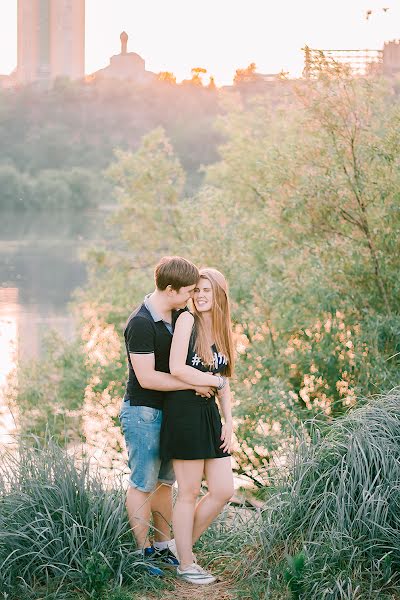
top-left (194, 385), bottom-right (215, 398)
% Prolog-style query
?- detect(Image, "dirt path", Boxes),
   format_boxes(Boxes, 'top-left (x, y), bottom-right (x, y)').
top-left (138, 579), bottom-right (237, 600)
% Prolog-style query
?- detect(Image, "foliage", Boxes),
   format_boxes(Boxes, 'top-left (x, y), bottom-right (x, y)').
top-left (79, 303), bottom-right (127, 471)
top-left (0, 164), bottom-right (31, 209)
top-left (0, 77), bottom-right (223, 196)
top-left (9, 67), bottom-right (400, 487)
top-left (14, 70), bottom-right (400, 479)
top-left (107, 128), bottom-right (186, 261)
top-left (234, 62), bottom-right (258, 85)
top-left (0, 164), bottom-right (107, 210)
top-left (183, 71), bottom-right (400, 470)
top-left (260, 389), bottom-right (400, 599)
top-left (0, 436), bottom-right (261, 599)
top-left (2, 393), bottom-right (400, 599)
top-left (0, 437), bottom-right (167, 599)
top-left (7, 331), bottom-right (90, 442)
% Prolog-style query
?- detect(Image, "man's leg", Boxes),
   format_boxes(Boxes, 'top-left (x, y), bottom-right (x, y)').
top-left (151, 481), bottom-right (173, 542)
top-left (126, 486), bottom-right (152, 548)
top-left (119, 403), bottom-right (164, 547)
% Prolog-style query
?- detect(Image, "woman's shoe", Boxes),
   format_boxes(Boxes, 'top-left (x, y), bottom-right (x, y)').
top-left (176, 562), bottom-right (216, 585)
top-left (167, 539), bottom-right (197, 564)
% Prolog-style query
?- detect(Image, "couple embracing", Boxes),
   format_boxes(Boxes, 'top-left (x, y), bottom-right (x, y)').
top-left (119, 256), bottom-right (235, 585)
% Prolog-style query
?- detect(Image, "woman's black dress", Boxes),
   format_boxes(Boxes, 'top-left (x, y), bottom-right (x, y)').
top-left (160, 335), bottom-right (230, 461)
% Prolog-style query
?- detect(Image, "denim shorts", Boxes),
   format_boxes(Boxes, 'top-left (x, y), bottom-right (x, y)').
top-left (119, 398), bottom-right (175, 492)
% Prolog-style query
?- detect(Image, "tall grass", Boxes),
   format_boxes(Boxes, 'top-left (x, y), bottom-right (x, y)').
top-left (1, 390), bottom-right (399, 599)
top-left (261, 389), bottom-right (400, 599)
top-left (0, 435), bottom-right (264, 599)
top-left (0, 438), bottom-right (165, 599)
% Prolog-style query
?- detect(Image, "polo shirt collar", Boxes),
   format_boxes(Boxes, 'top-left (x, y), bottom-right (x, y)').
top-left (144, 293), bottom-right (163, 322)
top-left (144, 294), bottom-right (173, 333)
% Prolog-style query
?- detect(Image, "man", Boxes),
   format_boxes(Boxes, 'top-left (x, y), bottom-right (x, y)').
top-left (120, 256), bottom-right (215, 576)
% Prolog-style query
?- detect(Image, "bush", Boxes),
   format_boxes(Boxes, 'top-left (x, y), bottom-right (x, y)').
top-left (0, 438), bottom-right (164, 598)
top-left (261, 389), bottom-right (400, 599)
top-left (7, 332), bottom-right (90, 443)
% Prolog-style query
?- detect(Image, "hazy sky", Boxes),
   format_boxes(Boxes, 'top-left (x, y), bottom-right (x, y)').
top-left (0, 0), bottom-right (399, 84)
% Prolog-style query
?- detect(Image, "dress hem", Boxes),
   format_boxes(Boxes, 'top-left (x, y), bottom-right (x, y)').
top-left (162, 453), bottom-right (231, 460)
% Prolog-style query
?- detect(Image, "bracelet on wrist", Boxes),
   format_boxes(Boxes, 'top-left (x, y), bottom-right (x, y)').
top-left (217, 375), bottom-right (227, 390)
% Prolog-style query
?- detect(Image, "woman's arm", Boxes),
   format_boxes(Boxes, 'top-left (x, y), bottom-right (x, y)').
top-left (217, 379), bottom-right (233, 453)
top-left (170, 312), bottom-right (220, 387)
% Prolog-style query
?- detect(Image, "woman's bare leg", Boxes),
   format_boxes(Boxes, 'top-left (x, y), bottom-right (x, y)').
top-left (192, 457), bottom-right (234, 543)
top-left (172, 459), bottom-right (204, 569)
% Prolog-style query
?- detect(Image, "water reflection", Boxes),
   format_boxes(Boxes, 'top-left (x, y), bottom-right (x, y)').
top-left (0, 209), bottom-right (105, 442)
top-left (0, 288), bottom-right (18, 443)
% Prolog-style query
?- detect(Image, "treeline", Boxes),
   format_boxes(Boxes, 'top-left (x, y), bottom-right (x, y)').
top-left (0, 77), bottom-right (225, 209)
top-left (0, 164), bottom-right (108, 210)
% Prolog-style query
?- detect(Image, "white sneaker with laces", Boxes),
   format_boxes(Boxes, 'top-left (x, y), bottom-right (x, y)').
top-left (177, 562), bottom-right (216, 585)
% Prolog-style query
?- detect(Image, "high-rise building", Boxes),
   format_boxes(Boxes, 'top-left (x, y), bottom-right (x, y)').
top-left (17, 0), bottom-right (85, 84)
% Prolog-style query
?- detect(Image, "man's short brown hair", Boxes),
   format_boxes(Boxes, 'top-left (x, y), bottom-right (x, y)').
top-left (155, 256), bottom-right (199, 291)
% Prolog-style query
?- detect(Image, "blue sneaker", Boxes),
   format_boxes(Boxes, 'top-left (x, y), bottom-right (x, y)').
top-left (154, 546), bottom-right (179, 567)
top-left (135, 546), bottom-right (164, 577)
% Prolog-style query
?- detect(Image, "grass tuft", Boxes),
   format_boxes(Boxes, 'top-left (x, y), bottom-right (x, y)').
top-left (0, 436), bottom-right (165, 598)
top-left (261, 388), bottom-right (400, 599)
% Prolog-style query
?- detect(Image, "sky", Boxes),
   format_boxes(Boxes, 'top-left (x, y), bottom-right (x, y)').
top-left (0, 0), bottom-right (399, 84)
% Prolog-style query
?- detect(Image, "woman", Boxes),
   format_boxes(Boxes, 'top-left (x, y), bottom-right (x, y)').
top-left (160, 267), bottom-right (235, 585)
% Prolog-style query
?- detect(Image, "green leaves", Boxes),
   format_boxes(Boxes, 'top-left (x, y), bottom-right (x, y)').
top-left (107, 127), bottom-right (186, 262)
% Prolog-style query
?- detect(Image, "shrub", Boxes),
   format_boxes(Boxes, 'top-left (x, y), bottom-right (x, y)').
top-left (0, 438), bottom-right (159, 598)
top-left (261, 389), bottom-right (400, 599)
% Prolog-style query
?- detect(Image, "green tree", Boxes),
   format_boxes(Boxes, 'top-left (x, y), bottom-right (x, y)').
top-left (0, 164), bottom-right (31, 209)
top-left (169, 71), bottom-right (399, 475)
top-left (107, 127), bottom-right (186, 261)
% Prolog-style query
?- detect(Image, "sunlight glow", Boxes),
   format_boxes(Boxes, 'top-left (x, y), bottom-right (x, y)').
top-left (0, 0), bottom-right (399, 84)
top-left (0, 289), bottom-right (18, 443)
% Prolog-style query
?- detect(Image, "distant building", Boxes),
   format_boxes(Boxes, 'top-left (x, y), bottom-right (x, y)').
top-left (17, 0), bottom-right (85, 84)
top-left (303, 41), bottom-right (400, 78)
top-left (383, 40), bottom-right (400, 76)
top-left (92, 32), bottom-right (156, 84)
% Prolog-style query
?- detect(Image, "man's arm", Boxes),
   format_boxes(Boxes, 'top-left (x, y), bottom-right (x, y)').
top-left (131, 353), bottom-right (213, 393)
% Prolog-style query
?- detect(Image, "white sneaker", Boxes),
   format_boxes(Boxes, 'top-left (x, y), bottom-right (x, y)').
top-left (177, 562), bottom-right (216, 585)
top-left (167, 539), bottom-right (197, 565)
top-left (167, 539), bottom-right (179, 560)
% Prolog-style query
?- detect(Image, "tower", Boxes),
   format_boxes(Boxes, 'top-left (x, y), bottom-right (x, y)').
top-left (17, 0), bottom-right (85, 84)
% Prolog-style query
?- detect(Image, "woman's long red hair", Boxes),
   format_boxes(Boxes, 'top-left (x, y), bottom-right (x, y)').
top-left (192, 268), bottom-right (235, 377)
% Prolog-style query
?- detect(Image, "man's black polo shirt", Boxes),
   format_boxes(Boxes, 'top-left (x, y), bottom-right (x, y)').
top-left (124, 298), bottom-right (173, 409)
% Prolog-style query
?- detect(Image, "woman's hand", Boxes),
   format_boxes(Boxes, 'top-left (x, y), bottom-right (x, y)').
top-left (220, 420), bottom-right (233, 453)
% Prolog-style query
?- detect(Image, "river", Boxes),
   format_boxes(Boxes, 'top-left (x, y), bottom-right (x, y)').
top-left (0, 208), bottom-right (106, 441)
